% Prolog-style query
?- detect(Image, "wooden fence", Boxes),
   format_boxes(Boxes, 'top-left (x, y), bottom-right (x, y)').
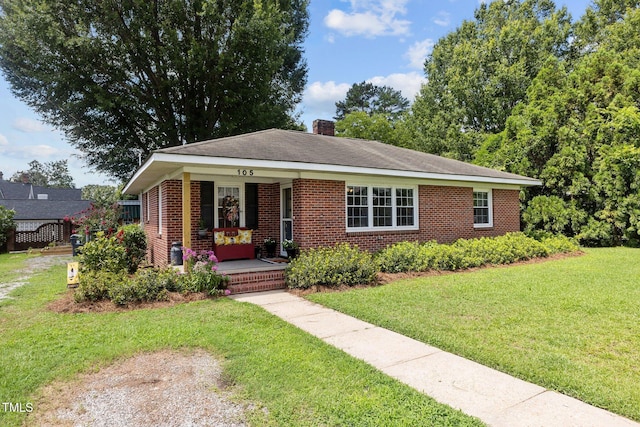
top-left (4, 221), bottom-right (72, 252)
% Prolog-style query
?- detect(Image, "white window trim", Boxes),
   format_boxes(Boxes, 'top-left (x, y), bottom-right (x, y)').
top-left (158, 185), bottom-right (162, 235)
top-left (346, 184), bottom-right (419, 232)
top-left (473, 188), bottom-right (493, 228)
top-left (214, 184), bottom-right (245, 228)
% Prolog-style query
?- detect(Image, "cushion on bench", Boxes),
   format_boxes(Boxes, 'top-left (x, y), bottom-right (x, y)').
top-left (212, 228), bottom-right (255, 262)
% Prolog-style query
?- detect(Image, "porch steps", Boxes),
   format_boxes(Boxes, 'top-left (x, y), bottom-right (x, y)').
top-left (227, 269), bottom-right (286, 294)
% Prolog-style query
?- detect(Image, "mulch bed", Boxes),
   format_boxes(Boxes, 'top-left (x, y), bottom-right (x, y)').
top-left (49, 251), bottom-right (583, 313)
top-left (48, 290), bottom-right (210, 314)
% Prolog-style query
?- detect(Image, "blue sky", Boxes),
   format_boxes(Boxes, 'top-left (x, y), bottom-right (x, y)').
top-left (0, 0), bottom-right (591, 188)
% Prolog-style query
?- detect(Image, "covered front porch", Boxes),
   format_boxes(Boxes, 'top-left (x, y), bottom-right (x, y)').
top-left (128, 167), bottom-right (300, 268)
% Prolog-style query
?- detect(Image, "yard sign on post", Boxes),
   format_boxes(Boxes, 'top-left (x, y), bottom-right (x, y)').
top-left (67, 262), bottom-right (79, 288)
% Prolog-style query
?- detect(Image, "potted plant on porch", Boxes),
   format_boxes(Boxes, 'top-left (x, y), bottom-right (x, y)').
top-left (282, 239), bottom-right (299, 259)
top-left (264, 237), bottom-right (277, 258)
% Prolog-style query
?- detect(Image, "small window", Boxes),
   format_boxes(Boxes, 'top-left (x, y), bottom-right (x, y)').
top-left (347, 186), bottom-right (369, 228)
top-left (372, 187), bottom-right (392, 227)
top-left (396, 188), bottom-right (415, 227)
top-left (473, 190), bottom-right (492, 228)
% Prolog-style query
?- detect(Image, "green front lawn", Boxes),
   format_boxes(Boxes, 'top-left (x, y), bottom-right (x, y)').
top-left (307, 248), bottom-right (640, 421)
top-left (0, 254), bottom-right (482, 427)
top-left (0, 253), bottom-right (34, 283)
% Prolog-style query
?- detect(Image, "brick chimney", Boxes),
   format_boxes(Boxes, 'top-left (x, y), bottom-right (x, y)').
top-left (312, 119), bottom-right (335, 136)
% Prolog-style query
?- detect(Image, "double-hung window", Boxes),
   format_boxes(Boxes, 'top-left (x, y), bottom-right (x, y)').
top-left (473, 189), bottom-right (493, 228)
top-left (346, 185), bottom-right (417, 231)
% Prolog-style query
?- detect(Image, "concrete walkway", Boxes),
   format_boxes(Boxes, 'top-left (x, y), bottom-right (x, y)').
top-left (231, 290), bottom-right (639, 427)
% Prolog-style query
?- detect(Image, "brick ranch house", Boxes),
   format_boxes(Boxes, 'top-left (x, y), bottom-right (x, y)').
top-left (123, 120), bottom-right (540, 266)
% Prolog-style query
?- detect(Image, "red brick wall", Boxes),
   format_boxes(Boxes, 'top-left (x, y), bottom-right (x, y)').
top-left (143, 178), bottom-right (521, 265)
top-left (252, 183), bottom-right (280, 255)
top-left (143, 180), bottom-right (200, 266)
top-left (293, 179), bottom-right (521, 253)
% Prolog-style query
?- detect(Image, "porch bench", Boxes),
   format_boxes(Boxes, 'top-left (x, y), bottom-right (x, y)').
top-left (212, 228), bottom-right (255, 262)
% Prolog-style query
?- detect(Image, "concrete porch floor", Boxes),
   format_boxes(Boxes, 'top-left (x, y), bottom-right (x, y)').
top-left (217, 258), bottom-right (288, 274)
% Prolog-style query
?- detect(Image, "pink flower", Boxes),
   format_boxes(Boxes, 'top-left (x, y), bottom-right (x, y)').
top-left (224, 289), bottom-right (231, 296)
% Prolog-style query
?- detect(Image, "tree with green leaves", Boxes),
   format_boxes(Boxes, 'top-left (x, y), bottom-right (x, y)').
top-left (335, 111), bottom-right (413, 148)
top-left (10, 160), bottom-right (74, 188)
top-left (81, 185), bottom-right (121, 208)
top-left (0, 0), bottom-right (309, 181)
top-left (0, 205), bottom-right (15, 250)
top-left (335, 81), bottom-right (409, 121)
top-left (409, 0), bottom-right (572, 161)
top-left (480, 5), bottom-right (640, 246)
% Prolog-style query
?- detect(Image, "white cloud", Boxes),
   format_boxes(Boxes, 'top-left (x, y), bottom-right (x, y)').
top-left (433, 11), bottom-right (451, 27)
top-left (0, 133), bottom-right (8, 146)
top-left (0, 142), bottom-right (60, 158)
top-left (367, 72), bottom-right (426, 101)
top-left (304, 80), bottom-right (351, 108)
top-left (324, 0), bottom-right (411, 38)
top-left (12, 117), bottom-right (47, 133)
top-left (405, 39), bottom-right (435, 69)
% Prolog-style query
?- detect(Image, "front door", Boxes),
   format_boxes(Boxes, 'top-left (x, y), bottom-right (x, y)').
top-left (281, 185), bottom-right (293, 257)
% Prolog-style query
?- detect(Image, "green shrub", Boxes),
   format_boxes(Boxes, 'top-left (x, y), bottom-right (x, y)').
top-left (80, 231), bottom-right (127, 273)
top-left (108, 268), bottom-right (169, 305)
top-left (178, 263), bottom-right (229, 296)
top-left (453, 233), bottom-right (548, 266)
top-left (376, 241), bottom-right (431, 273)
top-left (540, 234), bottom-right (580, 254)
top-left (180, 248), bottom-right (229, 295)
top-left (74, 270), bottom-right (127, 303)
top-left (116, 224), bottom-right (147, 273)
top-left (285, 243), bottom-right (377, 289)
top-left (376, 233), bottom-right (574, 274)
top-left (0, 205), bottom-right (15, 249)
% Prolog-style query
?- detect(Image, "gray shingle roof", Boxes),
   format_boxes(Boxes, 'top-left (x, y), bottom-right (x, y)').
top-left (158, 129), bottom-right (536, 183)
top-left (0, 181), bottom-right (32, 200)
top-left (0, 200), bottom-right (92, 221)
top-left (0, 180), bottom-right (83, 201)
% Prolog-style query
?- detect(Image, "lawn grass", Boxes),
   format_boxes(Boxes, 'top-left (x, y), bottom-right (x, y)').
top-left (307, 247), bottom-right (640, 421)
top-left (0, 252), bottom-right (32, 284)
top-left (0, 254), bottom-right (483, 427)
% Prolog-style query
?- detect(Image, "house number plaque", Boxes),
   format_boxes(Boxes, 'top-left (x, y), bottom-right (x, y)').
top-left (237, 169), bottom-right (254, 176)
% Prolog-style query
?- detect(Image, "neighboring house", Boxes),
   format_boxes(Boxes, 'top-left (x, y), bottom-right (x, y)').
top-left (123, 120), bottom-right (540, 266)
top-left (0, 173), bottom-right (91, 250)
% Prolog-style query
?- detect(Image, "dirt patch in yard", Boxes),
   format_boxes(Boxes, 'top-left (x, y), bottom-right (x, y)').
top-left (27, 349), bottom-right (250, 427)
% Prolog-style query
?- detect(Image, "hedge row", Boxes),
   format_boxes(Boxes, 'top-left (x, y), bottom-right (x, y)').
top-left (285, 233), bottom-right (579, 289)
top-left (284, 243), bottom-right (378, 289)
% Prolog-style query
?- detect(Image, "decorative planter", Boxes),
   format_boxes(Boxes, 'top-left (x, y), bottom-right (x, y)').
top-left (265, 243), bottom-right (277, 258)
top-left (285, 248), bottom-right (299, 259)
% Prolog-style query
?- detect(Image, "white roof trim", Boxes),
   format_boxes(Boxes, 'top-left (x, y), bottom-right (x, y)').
top-left (124, 152), bottom-right (541, 194)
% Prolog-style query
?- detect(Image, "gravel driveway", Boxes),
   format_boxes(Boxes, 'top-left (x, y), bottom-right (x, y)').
top-left (29, 350), bottom-right (249, 427)
top-left (2, 255), bottom-right (252, 426)
top-left (0, 255), bottom-right (71, 302)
